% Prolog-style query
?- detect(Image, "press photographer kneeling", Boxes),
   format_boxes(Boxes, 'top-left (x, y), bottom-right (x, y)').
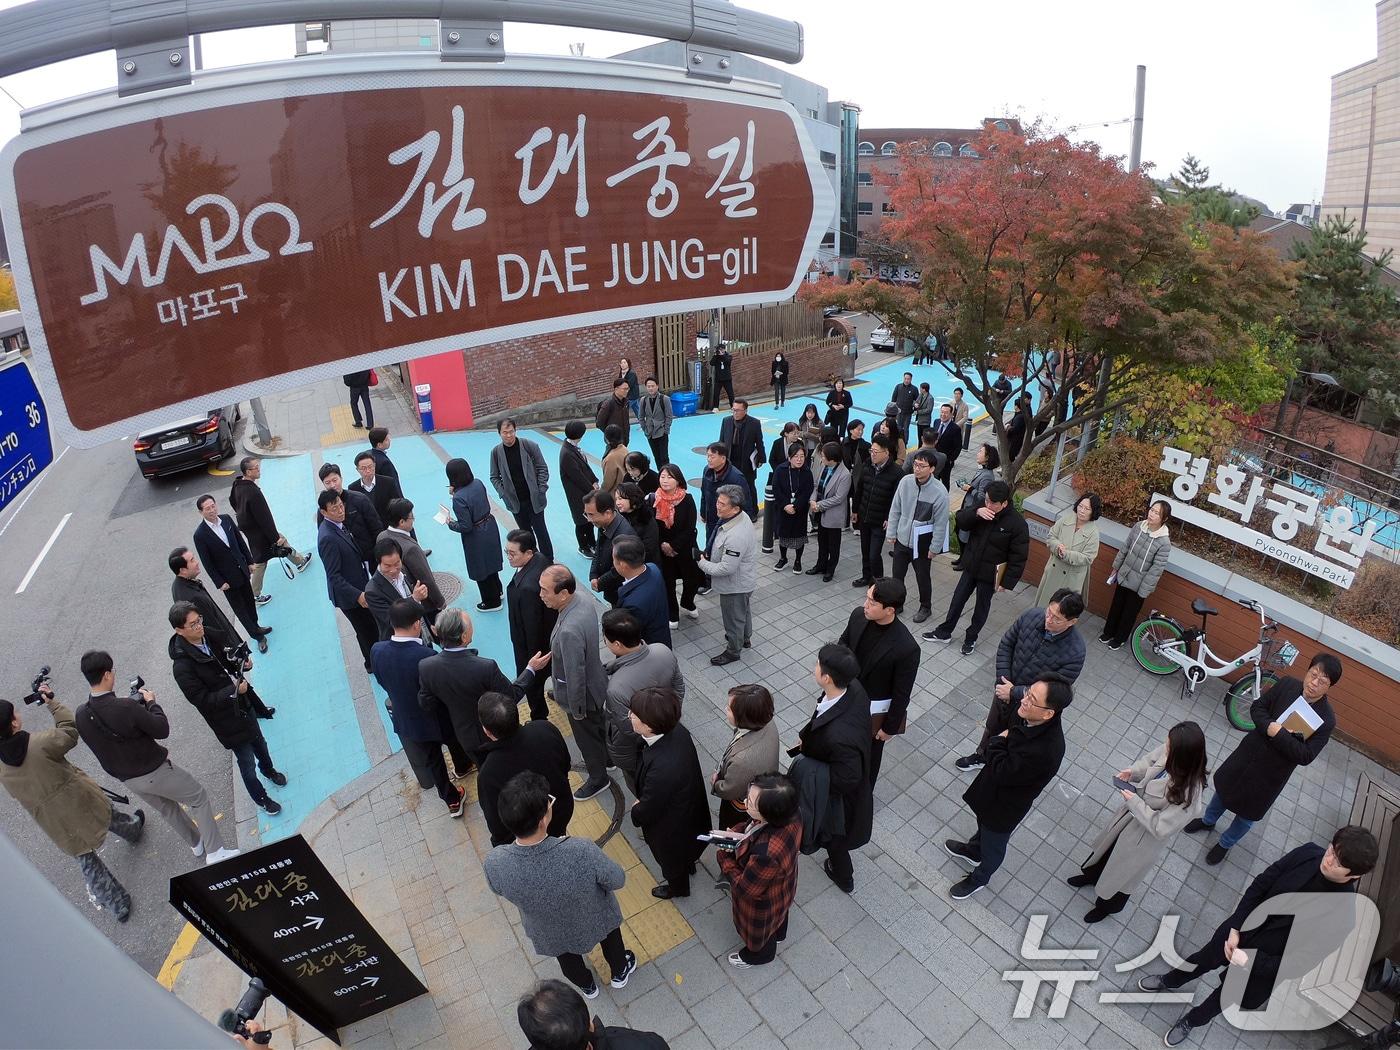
top-left (168, 602), bottom-right (290, 817)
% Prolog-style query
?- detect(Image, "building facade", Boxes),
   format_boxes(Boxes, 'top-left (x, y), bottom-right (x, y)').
top-left (1320, 0), bottom-right (1400, 260)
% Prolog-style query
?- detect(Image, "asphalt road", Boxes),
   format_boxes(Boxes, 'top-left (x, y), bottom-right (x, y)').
top-left (0, 421), bottom-right (245, 975)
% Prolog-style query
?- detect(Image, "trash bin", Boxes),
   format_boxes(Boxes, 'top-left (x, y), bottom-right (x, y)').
top-left (671, 391), bottom-right (699, 418)
top-left (414, 383), bottom-right (434, 433)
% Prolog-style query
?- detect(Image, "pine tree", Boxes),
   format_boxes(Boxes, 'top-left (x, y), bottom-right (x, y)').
top-left (1175, 154), bottom-right (1211, 191)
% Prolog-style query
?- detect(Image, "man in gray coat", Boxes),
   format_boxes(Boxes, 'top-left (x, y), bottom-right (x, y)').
top-left (699, 484), bottom-right (758, 667)
top-left (887, 449), bottom-right (950, 623)
top-left (601, 608), bottom-right (686, 790)
top-left (489, 418), bottom-right (554, 561)
top-left (636, 376), bottom-right (674, 469)
top-left (540, 565), bottom-right (611, 800)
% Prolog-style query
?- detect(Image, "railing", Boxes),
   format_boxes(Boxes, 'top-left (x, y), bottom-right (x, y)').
top-left (0, 0), bottom-right (803, 90)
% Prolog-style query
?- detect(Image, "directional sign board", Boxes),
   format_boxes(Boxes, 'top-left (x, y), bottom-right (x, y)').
top-left (170, 834), bottom-right (425, 1044)
top-left (0, 55), bottom-right (834, 447)
top-left (0, 356), bottom-right (53, 512)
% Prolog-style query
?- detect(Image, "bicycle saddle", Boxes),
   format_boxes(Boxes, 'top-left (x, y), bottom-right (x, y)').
top-left (1191, 598), bottom-right (1219, 617)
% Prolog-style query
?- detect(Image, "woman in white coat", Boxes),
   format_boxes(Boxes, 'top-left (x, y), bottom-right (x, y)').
top-left (1070, 721), bottom-right (1208, 923)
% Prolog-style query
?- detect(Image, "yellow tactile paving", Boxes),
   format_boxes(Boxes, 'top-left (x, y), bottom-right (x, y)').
top-left (321, 403), bottom-right (366, 446)
top-left (517, 700), bottom-right (696, 968)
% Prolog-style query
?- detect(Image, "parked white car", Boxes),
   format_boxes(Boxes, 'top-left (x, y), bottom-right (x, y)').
top-left (870, 325), bottom-right (896, 351)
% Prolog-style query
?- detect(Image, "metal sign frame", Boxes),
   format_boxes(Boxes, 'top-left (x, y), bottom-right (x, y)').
top-left (0, 52), bottom-right (836, 447)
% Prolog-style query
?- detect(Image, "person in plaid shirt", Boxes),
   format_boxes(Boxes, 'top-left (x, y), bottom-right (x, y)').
top-left (713, 772), bottom-right (802, 967)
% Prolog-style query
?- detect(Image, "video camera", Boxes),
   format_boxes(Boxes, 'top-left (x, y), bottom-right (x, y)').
top-left (224, 641), bottom-right (252, 683)
top-left (217, 977), bottom-right (272, 1045)
top-left (1355, 958), bottom-right (1400, 1050)
top-left (22, 665), bottom-right (51, 705)
top-left (127, 675), bottom-right (146, 701)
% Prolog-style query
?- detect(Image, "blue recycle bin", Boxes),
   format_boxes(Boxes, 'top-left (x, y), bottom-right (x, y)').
top-left (671, 390), bottom-right (699, 418)
top-left (415, 383), bottom-right (434, 433)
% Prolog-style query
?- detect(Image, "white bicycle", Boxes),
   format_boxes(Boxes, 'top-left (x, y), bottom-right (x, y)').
top-left (1130, 596), bottom-right (1299, 731)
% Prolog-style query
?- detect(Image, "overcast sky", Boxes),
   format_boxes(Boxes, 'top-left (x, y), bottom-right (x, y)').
top-left (0, 0), bottom-right (1383, 213)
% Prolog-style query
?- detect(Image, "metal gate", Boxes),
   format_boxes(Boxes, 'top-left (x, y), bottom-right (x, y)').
top-left (655, 313), bottom-right (690, 392)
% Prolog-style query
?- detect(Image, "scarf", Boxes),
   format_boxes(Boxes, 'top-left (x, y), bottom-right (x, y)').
top-left (653, 486), bottom-right (686, 529)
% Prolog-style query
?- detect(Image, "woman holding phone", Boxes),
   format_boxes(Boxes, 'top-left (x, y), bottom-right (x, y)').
top-left (1070, 721), bottom-right (1208, 923)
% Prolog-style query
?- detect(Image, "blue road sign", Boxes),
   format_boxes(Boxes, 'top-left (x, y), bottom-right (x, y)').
top-left (0, 357), bottom-right (53, 511)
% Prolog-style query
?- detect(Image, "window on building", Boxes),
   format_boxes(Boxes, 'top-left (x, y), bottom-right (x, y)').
top-left (994, 119), bottom-right (1011, 131)
top-left (820, 231), bottom-right (836, 247)
top-left (932, 141), bottom-right (954, 157)
top-left (881, 202), bottom-right (896, 214)
top-left (858, 141), bottom-right (875, 156)
top-left (820, 150), bottom-right (836, 169)
top-left (880, 141), bottom-right (898, 156)
top-left (858, 171), bottom-right (873, 185)
top-left (959, 143), bottom-right (979, 158)
top-left (807, 107), bottom-right (821, 120)
top-left (857, 201), bottom-right (874, 215)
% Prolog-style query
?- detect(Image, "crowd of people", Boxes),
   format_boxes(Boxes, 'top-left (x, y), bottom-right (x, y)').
top-left (0, 364), bottom-right (1383, 1050)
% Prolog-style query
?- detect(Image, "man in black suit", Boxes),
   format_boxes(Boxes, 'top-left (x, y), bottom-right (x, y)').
top-left (718, 400), bottom-right (764, 518)
top-left (505, 528), bottom-right (556, 721)
top-left (476, 690), bottom-right (574, 846)
top-left (891, 371), bottom-right (918, 445)
top-left (946, 673), bottom-right (1070, 901)
top-left (379, 499), bottom-right (444, 622)
top-left (365, 537), bottom-right (433, 642)
top-left (789, 644), bottom-right (873, 894)
top-left (584, 489), bottom-right (636, 606)
top-left (344, 370), bottom-right (374, 428)
top-left (349, 450), bottom-right (404, 524)
top-left (169, 546), bottom-right (250, 653)
top-left (228, 456), bottom-right (310, 601)
top-left (559, 420), bottom-right (599, 557)
top-left (316, 489), bottom-right (379, 671)
top-left (367, 427), bottom-right (400, 479)
top-left (1139, 825), bottom-right (1378, 1048)
top-left (931, 403), bottom-right (962, 488)
top-left (191, 494), bottom-right (270, 647)
top-left (417, 607), bottom-right (548, 775)
top-left (317, 462), bottom-right (381, 564)
top-left (839, 579), bottom-right (921, 788)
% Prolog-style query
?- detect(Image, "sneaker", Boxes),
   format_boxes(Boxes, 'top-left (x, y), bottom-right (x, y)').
top-left (1137, 974), bottom-right (1168, 992)
top-left (1205, 843), bottom-right (1229, 866)
top-left (761, 546), bottom-right (774, 554)
top-left (1164, 1017), bottom-right (1194, 1047)
top-left (191, 842), bottom-right (206, 857)
top-left (1106, 640), bottom-right (1123, 651)
top-left (262, 799), bottom-right (283, 816)
top-left (206, 847), bottom-right (242, 866)
top-left (573, 778), bottom-right (609, 801)
top-left (448, 788), bottom-right (466, 818)
top-left (912, 607), bottom-right (932, 624)
top-left (923, 628), bottom-right (953, 643)
top-left (773, 558), bottom-right (788, 571)
top-left (697, 585), bottom-right (712, 596)
top-left (669, 620), bottom-right (681, 630)
top-left (943, 839), bottom-right (980, 869)
top-left (948, 876), bottom-right (984, 901)
top-left (265, 770), bottom-right (288, 787)
top-left (1097, 634), bottom-right (1112, 645)
top-left (610, 950), bottom-right (638, 988)
top-left (954, 753), bottom-right (984, 773)
top-left (792, 562), bottom-right (803, 574)
top-left (295, 554), bottom-right (314, 574)
top-left (960, 642), bottom-right (976, 656)
top-left (254, 593), bottom-right (273, 606)
top-left (579, 982), bottom-right (600, 1000)
top-left (727, 951), bottom-right (755, 968)
top-left (684, 608), bottom-right (700, 620)
top-left (477, 601), bottom-right (503, 612)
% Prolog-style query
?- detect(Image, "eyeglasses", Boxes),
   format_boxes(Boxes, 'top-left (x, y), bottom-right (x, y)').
top-left (184, 617), bottom-right (204, 628)
top-left (547, 794), bottom-right (556, 807)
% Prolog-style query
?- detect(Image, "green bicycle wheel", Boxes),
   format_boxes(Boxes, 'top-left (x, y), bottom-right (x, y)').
top-left (1225, 671), bottom-right (1279, 732)
top-left (1132, 618), bottom-right (1183, 676)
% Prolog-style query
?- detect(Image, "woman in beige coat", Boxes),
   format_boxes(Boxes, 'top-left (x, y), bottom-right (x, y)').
top-left (1070, 721), bottom-right (1208, 923)
top-left (601, 424), bottom-right (629, 493)
top-left (1034, 492), bottom-right (1102, 606)
top-left (711, 684), bottom-right (780, 831)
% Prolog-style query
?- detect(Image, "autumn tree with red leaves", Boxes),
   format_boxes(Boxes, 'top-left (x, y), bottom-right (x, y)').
top-left (803, 124), bottom-right (1294, 485)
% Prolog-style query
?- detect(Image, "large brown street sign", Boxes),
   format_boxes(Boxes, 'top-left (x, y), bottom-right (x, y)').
top-left (0, 58), bottom-right (833, 446)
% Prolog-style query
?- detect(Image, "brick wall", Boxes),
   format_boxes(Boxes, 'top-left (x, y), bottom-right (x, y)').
top-left (461, 319), bottom-right (659, 418)
top-left (1024, 507), bottom-right (1400, 766)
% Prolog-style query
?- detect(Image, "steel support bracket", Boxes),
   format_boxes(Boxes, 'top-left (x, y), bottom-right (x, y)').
top-left (687, 0), bottom-right (738, 81)
top-left (111, 0), bottom-right (190, 96)
top-left (440, 18), bottom-right (504, 62)
top-left (685, 44), bottom-right (733, 82)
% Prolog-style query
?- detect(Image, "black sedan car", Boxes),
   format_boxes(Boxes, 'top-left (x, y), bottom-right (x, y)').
top-left (133, 405), bottom-right (240, 479)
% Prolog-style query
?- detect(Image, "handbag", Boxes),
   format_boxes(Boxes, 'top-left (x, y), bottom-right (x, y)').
top-left (368, 369), bottom-right (379, 387)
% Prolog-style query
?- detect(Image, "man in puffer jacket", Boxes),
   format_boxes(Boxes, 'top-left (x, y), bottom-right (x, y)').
top-left (851, 435), bottom-right (904, 586)
top-left (954, 590), bottom-right (1086, 772)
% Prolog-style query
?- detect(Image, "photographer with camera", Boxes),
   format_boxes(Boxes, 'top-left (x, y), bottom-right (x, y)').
top-left (1, 672), bottom-right (146, 921)
top-left (169, 603), bottom-right (289, 817)
top-left (75, 650), bottom-right (235, 865)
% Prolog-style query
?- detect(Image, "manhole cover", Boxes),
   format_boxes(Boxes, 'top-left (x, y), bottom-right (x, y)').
top-left (687, 478), bottom-right (703, 490)
top-left (433, 571), bottom-right (464, 605)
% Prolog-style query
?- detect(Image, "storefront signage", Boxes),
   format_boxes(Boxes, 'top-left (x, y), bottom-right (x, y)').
top-left (1155, 445), bottom-right (1377, 589)
top-left (0, 59), bottom-right (832, 445)
top-left (170, 834), bottom-right (425, 1044)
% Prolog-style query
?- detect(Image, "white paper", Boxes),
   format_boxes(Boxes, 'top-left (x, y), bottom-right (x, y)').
top-left (869, 697), bottom-right (892, 715)
top-left (434, 504), bottom-right (450, 526)
top-left (1278, 696), bottom-right (1323, 736)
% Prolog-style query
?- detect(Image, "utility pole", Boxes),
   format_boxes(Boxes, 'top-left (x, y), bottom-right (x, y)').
top-left (1129, 64), bottom-right (1146, 172)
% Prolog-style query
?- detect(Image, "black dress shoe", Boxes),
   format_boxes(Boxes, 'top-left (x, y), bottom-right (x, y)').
top-left (257, 636), bottom-right (269, 654)
top-left (1066, 872), bottom-right (1094, 889)
top-left (805, 566), bottom-right (825, 576)
top-left (651, 883), bottom-right (689, 900)
top-left (1183, 818), bottom-right (1212, 834)
top-left (257, 707), bottom-right (276, 719)
top-left (851, 577), bottom-right (873, 587)
top-left (822, 859), bottom-right (854, 893)
top-left (258, 627), bottom-right (274, 636)
top-left (1206, 843), bottom-right (1230, 866)
top-left (822, 574), bottom-right (834, 582)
